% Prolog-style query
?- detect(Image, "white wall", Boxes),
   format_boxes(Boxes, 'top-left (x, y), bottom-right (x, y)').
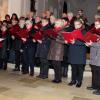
top-left (8, 0), bottom-right (30, 17)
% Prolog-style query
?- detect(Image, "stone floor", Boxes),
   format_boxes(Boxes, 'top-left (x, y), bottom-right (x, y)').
top-left (0, 64), bottom-right (100, 100)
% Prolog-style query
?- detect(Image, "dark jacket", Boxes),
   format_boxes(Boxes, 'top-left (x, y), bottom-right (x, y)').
top-left (35, 24), bottom-right (52, 59)
top-left (0, 31), bottom-right (10, 59)
top-left (68, 29), bottom-right (87, 64)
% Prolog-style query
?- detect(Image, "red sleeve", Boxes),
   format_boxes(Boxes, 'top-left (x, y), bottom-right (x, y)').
top-left (17, 29), bottom-right (28, 39)
top-left (10, 25), bottom-right (20, 36)
top-left (32, 32), bottom-right (42, 40)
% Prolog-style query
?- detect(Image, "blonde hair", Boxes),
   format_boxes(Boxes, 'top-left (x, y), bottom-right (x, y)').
top-left (55, 19), bottom-right (64, 27)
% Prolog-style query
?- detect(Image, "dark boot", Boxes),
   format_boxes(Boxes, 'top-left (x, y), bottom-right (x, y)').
top-left (30, 67), bottom-right (34, 76)
top-left (42, 65), bottom-right (49, 79)
top-left (3, 64), bottom-right (7, 70)
top-left (76, 81), bottom-right (82, 88)
top-left (68, 80), bottom-right (76, 86)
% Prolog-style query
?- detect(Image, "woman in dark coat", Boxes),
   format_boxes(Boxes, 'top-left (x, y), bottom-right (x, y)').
top-left (0, 25), bottom-right (10, 70)
top-left (36, 18), bottom-right (52, 79)
top-left (22, 20), bottom-right (37, 76)
top-left (61, 17), bottom-right (74, 78)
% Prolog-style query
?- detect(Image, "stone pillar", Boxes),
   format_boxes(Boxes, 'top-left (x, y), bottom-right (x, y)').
top-left (35, 0), bottom-right (46, 16)
top-left (21, 0), bottom-right (31, 17)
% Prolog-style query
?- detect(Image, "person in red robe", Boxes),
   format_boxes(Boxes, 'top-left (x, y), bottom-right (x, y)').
top-left (22, 20), bottom-right (37, 76)
top-left (0, 25), bottom-right (10, 70)
top-left (9, 19), bottom-right (21, 71)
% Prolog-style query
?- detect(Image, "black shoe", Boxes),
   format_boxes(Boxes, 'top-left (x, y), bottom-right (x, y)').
top-left (36, 75), bottom-right (42, 78)
top-left (93, 90), bottom-right (100, 95)
top-left (87, 86), bottom-right (96, 90)
top-left (29, 71), bottom-right (34, 76)
top-left (22, 71), bottom-right (29, 74)
top-left (62, 67), bottom-right (68, 78)
top-left (52, 80), bottom-right (62, 83)
top-left (3, 66), bottom-right (7, 70)
top-left (62, 74), bottom-right (68, 78)
top-left (13, 68), bottom-right (20, 71)
top-left (76, 82), bottom-right (82, 88)
top-left (29, 73), bottom-right (34, 76)
top-left (36, 75), bottom-right (48, 79)
top-left (68, 81), bottom-right (76, 86)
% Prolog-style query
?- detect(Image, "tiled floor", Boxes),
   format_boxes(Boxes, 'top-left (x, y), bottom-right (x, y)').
top-left (0, 64), bottom-right (100, 100)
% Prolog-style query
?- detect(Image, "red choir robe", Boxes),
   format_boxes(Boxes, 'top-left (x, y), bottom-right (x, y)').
top-left (17, 28), bottom-right (28, 42)
top-left (90, 27), bottom-right (100, 35)
top-left (32, 31), bottom-right (43, 41)
top-left (9, 24), bottom-right (20, 37)
top-left (40, 28), bottom-right (57, 38)
top-left (34, 22), bottom-right (42, 30)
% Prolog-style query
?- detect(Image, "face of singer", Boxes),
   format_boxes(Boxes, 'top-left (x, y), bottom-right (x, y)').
top-left (41, 19), bottom-right (49, 27)
top-left (62, 20), bottom-right (69, 27)
top-left (35, 17), bottom-right (41, 23)
top-left (25, 20), bottom-right (33, 29)
top-left (67, 12), bottom-right (74, 21)
top-left (54, 20), bottom-right (64, 28)
top-left (50, 15), bottom-right (56, 24)
top-left (95, 20), bottom-right (100, 29)
top-left (1, 25), bottom-right (7, 32)
top-left (74, 21), bottom-right (83, 29)
top-left (12, 20), bottom-right (18, 26)
top-left (19, 20), bottom-right (25, 28)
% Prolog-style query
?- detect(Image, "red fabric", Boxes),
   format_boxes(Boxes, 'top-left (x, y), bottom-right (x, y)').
top-left (83, 32), bottom-right (99, 42)
top-left (62, 29), bottom-right (83, 43)
top-left (71, 29), bottom-right (83, 40)
top-left (90, 27), bottom-right (100, 35)
top-left (34, 23), bottom-right (42, 30)
top-left (17, 29), bottom-right (28, 39)
top-left (9, 25), bottom-right (20, 36)
top-left (0, 43), bottom-right (2, 48)
top-left (62, 32), bottom-right (74, 43)
top-left (41, 29), bottom-right (57, 38)
top-left (32, 32), bottom-right (42, 40)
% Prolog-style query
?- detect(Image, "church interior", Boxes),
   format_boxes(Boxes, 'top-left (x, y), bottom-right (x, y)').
top-left (0, 0), bottom-right (100, 100)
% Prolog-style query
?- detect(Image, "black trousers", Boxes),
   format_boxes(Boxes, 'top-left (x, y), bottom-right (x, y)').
top-left (39, 58), bottom-right (49, 77)
top-left (22, 45), bottom-right (36, 74)
top-left (52, 61), bottom-right (62, 81)
top-left (90, 65), bottom-right (100, 90)
top-left (15, 50), bottom-right (21, 69)
top-left (71, 64), bottom-right (85, 83)
top-left (0, 48), bottom-right (9, 70)
top-left (62, 56), bottom-right (69, 77)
